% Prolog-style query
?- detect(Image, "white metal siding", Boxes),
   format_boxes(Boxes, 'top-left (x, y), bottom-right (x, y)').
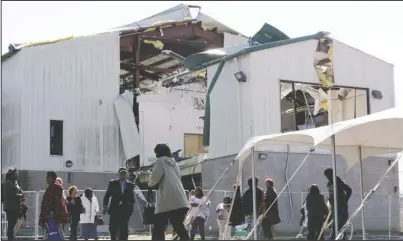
top-left (332, 39), bottom-right (395, 112)
top-left (208, 38), bottom-right (395, 158)
top-left (1, 53), bottom-right (23, 170)
top-left (208, 55), bottom-right (253, 159)
top-left (2, 32), bottom-right (122, 172)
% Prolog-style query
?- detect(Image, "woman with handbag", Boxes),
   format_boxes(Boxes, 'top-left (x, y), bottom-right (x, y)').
top-left (148, 143), bottom-right (190, 241)
top-left (66, 186), bottom-right (84, 240)
top-left (80, 188), bottom-right (100, 240)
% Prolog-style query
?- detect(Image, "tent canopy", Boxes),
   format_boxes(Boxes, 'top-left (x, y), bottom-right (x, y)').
top-left (236, 107), bottom-right (403, 169)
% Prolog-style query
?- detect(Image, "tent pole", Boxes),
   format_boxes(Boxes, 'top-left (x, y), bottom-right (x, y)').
top-left (358, 146), bottom-right (366, 240)
top-left (251, 147), bottom-right (258, 240)
top-left (331, 134), bottom-right (340, 239)
top-left (336, 151), bottom-right (403, 240)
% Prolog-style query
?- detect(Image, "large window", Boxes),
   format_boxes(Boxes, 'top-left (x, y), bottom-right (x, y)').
top-left (50, 120), bottom-right (63, 155)
top-left (280, 81), bottom-right (369, 133)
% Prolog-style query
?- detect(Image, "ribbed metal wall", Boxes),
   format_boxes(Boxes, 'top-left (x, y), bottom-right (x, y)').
top-left (1, 32), bottom-right (123, 172)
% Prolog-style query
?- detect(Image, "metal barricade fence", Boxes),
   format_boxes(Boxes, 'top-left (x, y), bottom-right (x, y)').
top-left (1, 190), bottom-right (400, 239)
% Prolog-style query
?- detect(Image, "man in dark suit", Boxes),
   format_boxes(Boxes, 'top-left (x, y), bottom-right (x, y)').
top-left (103, 167), bottom-right (135, 240)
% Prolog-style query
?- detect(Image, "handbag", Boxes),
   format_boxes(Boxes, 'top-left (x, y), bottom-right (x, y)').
top-left (94, 214), bottom-right (104, 226)
top-left (142, 188), bottom-right (155, 225)
top-left (46, 219), bottom-right (64, 240)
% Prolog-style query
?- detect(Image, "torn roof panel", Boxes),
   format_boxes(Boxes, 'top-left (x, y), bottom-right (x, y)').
top-left (114, 3), bottom-right (244, 36)
top-left (183, 22), bottom-right (293, 70)
top-left (251, 23), bottom-right (290, 44)
top-left (184, 31), bottom-right (328, 71)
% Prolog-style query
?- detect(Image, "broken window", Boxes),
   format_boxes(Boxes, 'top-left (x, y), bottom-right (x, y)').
top-left (50, 120), bottom-right (63, 155)
top-left (280, 81), bottom-right (369, 133)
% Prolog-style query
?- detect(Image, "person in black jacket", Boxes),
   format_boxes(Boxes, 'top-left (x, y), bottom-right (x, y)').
top-left (242, 177), bottom-right (263, 236)
top-left (2, 168), bottom-right (23, 240)
top-left (229, 184), bottom-right (244, 228)
top-left (261, 178), bottom-right (281, 240)
top-left (103, 167), bottom-right (135, 240)
top-left (324, 168), bottom-right (352, 240)
top-left (66, 185), bottom-right (84, 240)
top-left (305, 184), bottom-right (328, 240)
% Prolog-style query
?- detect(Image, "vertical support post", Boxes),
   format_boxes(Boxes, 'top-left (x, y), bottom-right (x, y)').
top-left (331, 135), bottom-right (340, 239)
top-left (251, 147), bottom-right (258, 240)
top-left (389, 194), bottom-right (392, 239)
top-left (128, 35), bottom-right (141, 176)
top-left (358, 146), bottom-right (366, 239)
top-left (291, 82), bottom-right (298, 131)
top-left (35, 191), bottom-right (39, 240)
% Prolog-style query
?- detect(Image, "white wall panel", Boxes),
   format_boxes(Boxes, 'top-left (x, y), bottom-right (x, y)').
top-left (2, 32), bottom-right (122, 172)
top-left (333, 40), bottom-right (395, 112)
top-left (208, 38), bottom-right (394, 157)
top-left (1, 53), bottom-right (23, 170)
top-left (139, 90), bottom-right (204, 165)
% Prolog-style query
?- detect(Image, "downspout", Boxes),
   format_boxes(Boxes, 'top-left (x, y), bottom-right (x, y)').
top-left (203, 60), bottom-right (226, 146)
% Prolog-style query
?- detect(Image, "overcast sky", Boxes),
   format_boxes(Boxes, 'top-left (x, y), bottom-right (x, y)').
top-left (2, 1), bottom-right (402, 106)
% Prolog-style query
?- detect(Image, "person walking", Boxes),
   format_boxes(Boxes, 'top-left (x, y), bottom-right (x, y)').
top-left (305, 184), bottom-right (328, 240)
top-left (216, 196), bottom-right (232, 240)
top-left (39, 171), bottom-right (69, 239)
top-left (103, 167), bottom-right (135, 240)
top-left (66, 185), bottom-right (84, 240)
top-left (80, 188), bottom-right (99, 240)
top-left (189, 187), bottom-right (210, 240)
top-left (261, 178), bottom-right (281, 240)
top-left (324, 168), bottom-right (352, 240)
top-left (242, 177), bottom-right (263, 236)
top-left (149, 143), bottom-right (190, 241)
top-left (229, 184), bottom-right (244, 229)
top-left (2, 168), bottom-right (24, 240)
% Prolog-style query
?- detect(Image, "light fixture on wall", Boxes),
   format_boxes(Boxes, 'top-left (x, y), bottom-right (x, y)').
top-left (65, 160), bottom-right (73, 168)
top-left (371, 90), bottom-right (383, 100)
top-left (234, 71), bottom-right (247, 83)
top-left (258, 153), bottom-right (267, 160)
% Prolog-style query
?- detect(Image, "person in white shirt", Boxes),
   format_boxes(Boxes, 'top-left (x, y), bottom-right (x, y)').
top-left (188, 187), bottom-right (210, 240)
top-left (216, 196), bottom-right (232, 240)
top-left (80, 188), bottom-right (100, 240)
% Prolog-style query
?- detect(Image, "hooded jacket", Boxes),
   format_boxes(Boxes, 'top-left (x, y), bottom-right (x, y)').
top-left (148, 156), bottom-right (188, 214)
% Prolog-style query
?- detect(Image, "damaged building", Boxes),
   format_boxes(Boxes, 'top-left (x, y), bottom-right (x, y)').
top-left (1, 4), bottom-right (247, 191)
top-left (178, 28), bottom-right (399, 233)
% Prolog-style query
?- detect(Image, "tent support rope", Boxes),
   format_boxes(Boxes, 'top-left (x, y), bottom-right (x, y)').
top-left (335, 151), bottom-right (403, 240)
top-left (244, 149), bottom-right (313, 240)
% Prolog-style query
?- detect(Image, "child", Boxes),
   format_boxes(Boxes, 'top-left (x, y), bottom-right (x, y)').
top-left (216, 196), bottom-right (232, 240)
top-left (189, 187), bottom-right (210, 241)
top-left (14, 198), bottom-right (28, 234)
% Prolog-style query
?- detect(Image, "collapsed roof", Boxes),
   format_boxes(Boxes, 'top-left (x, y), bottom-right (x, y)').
top-left (116, 4), bottom-right (247, 93)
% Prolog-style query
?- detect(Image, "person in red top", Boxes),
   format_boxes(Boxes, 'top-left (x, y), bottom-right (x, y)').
top-left (39, 171), bottom-right (69, 230)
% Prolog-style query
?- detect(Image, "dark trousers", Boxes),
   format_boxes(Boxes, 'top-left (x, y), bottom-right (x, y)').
top-left (190, 217), bottom-right (205, 240)
top-left (307, 219), bottom-right (324, 240)
top-left (5, 210), bottom-right (19, 240)
top-left (69, 218), bottom-right (79, 240)
top-left (109, 211), bottom-right (130, 240)
top-left (152, 208), bottom-right (189, 241)
top-left (262, 218), bottom-right (274, 239)
top-left (330, 209), bottom-right (348, 240)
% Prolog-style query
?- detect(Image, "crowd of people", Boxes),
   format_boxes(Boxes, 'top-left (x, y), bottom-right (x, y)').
top-left (1, 143), bottom-right (352, 241)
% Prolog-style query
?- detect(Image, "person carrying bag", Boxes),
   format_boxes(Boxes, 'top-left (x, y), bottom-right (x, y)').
top-left (143, 188), bottom-right (155, 225)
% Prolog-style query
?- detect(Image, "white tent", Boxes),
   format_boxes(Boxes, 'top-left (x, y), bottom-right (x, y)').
top-left (235, 107), bottom-right (403, 239)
